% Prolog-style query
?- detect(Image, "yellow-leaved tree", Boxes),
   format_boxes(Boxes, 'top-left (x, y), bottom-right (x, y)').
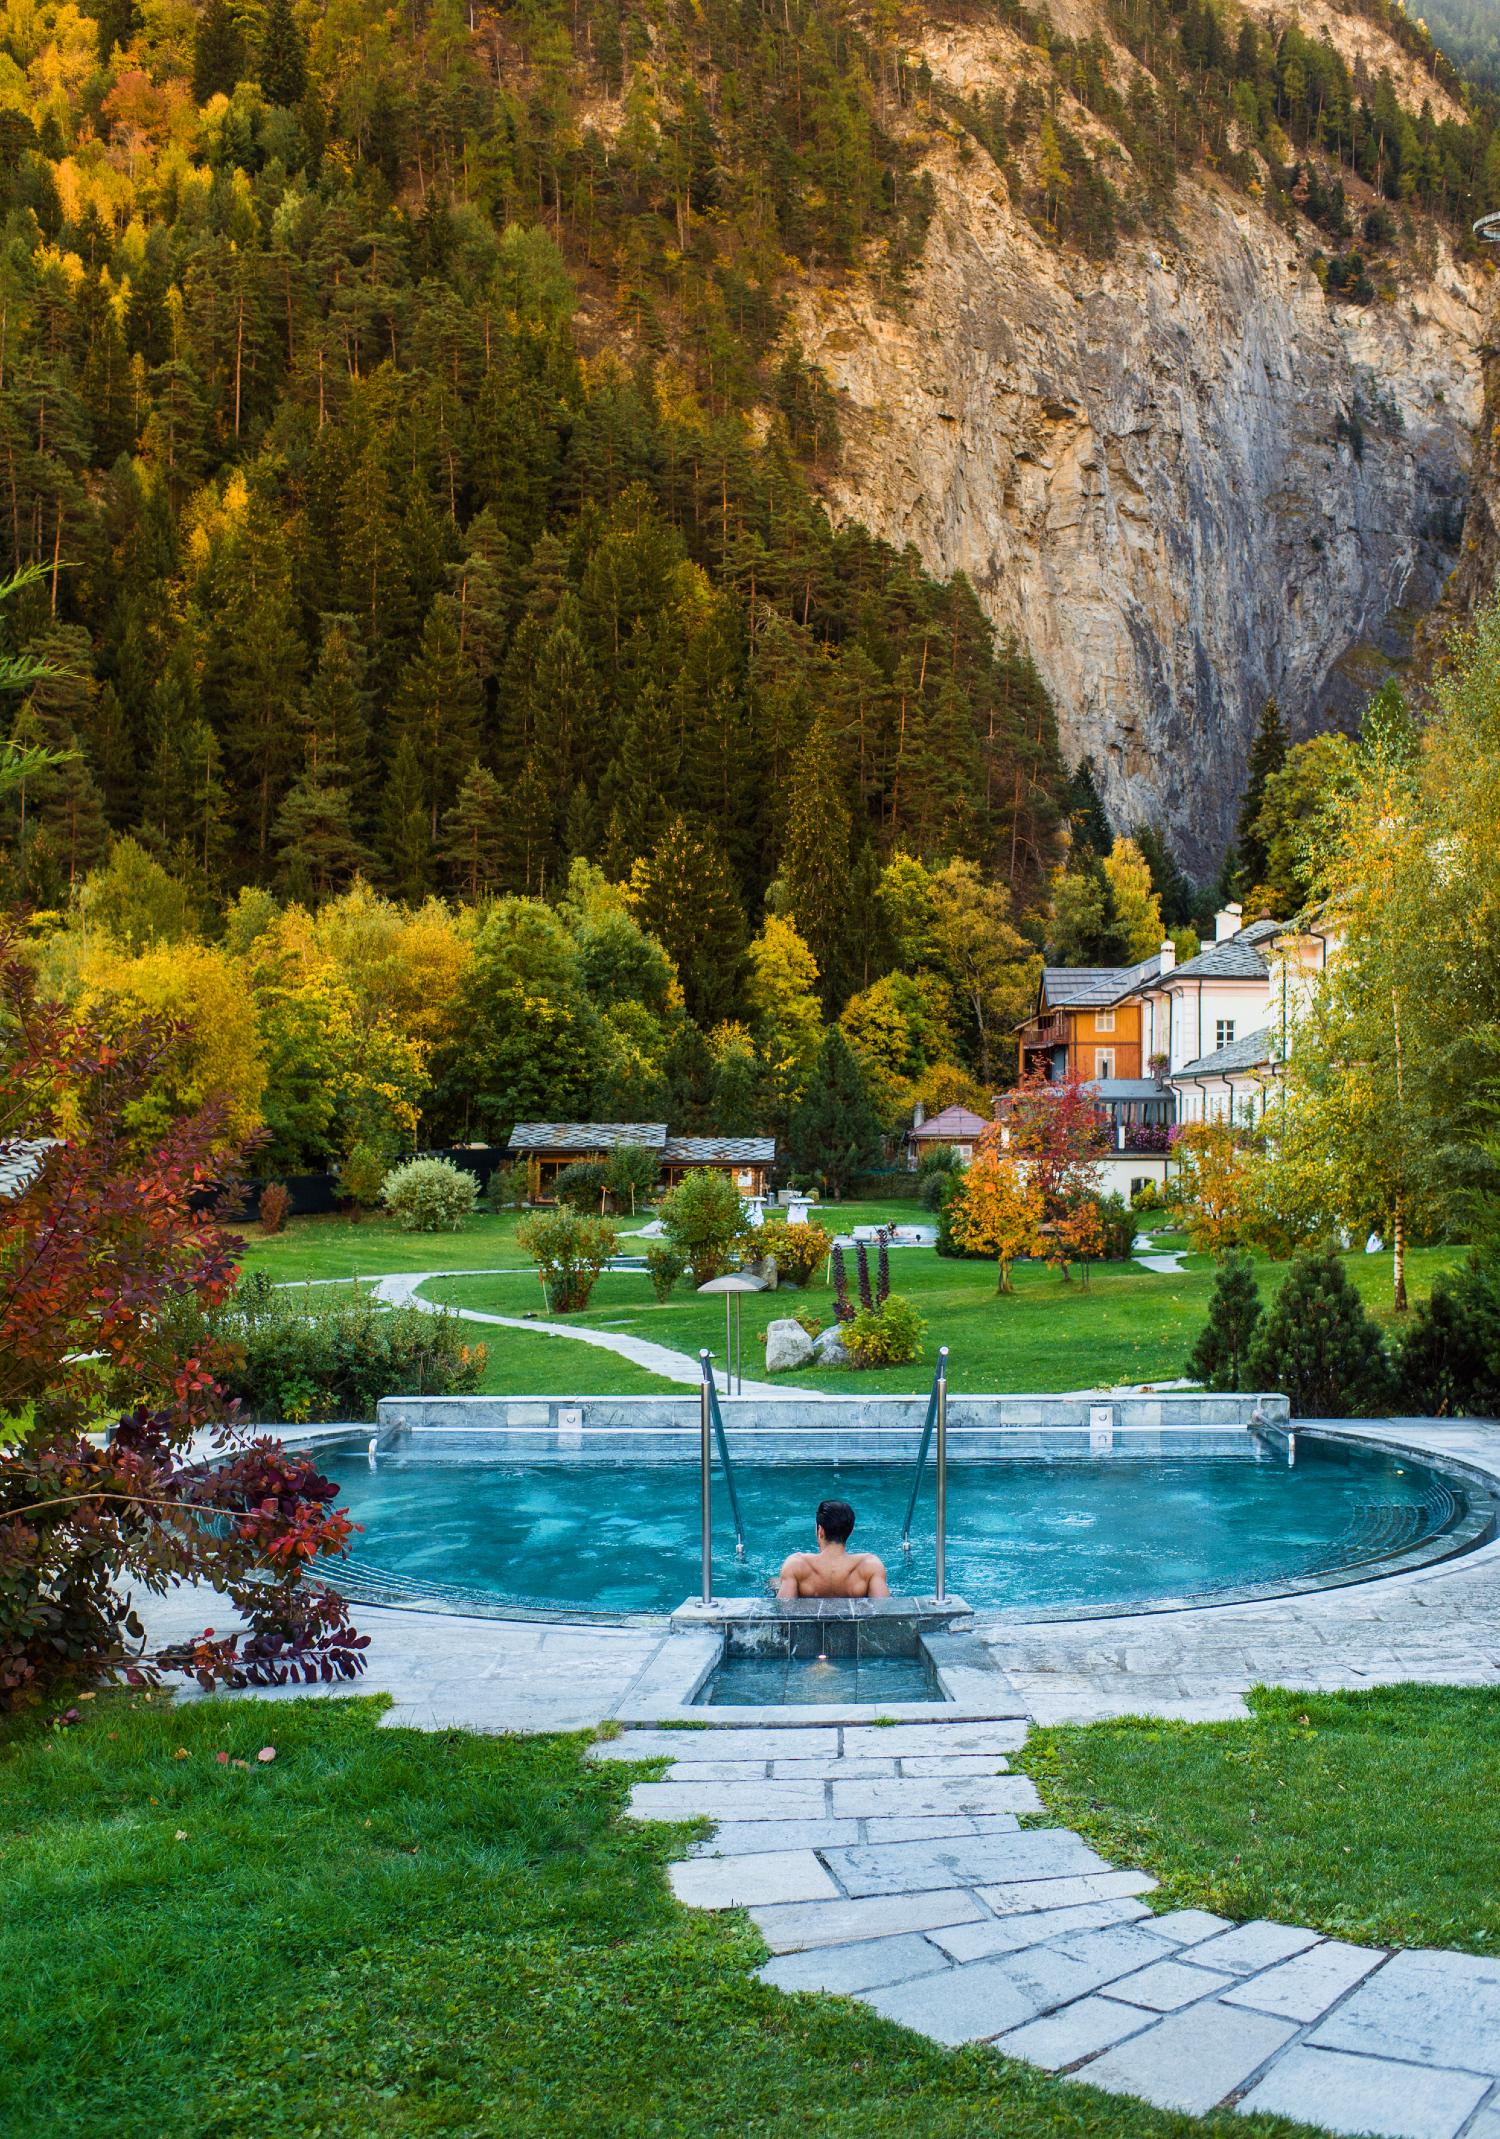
top-left (947, 1131), bottom-right (1045, 1293)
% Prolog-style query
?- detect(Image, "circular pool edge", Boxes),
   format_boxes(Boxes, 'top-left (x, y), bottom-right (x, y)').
top-left (317, 1425), bottom-right (1500, 1633)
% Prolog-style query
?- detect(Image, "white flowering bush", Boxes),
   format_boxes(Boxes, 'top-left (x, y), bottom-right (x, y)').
top-left (380, 1157), bottom-right (480, 1232)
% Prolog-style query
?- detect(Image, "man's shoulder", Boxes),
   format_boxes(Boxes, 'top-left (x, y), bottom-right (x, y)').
top-left (859, 1551), bottom-right (888, 1575)
top-left (779, 1548), bottom-right (812, 1571)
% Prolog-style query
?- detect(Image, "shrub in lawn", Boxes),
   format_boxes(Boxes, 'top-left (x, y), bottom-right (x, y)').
top-left (1246, 1248), bottom-right (1393, 1416)
top-left (1187, 1250), bottom-right (1264, 1390)
top-left (223, 1272), bottom-right (485, 1422)
top-left (484, 1160), bottom-right (532, 1212)
top-left (338, 1141), bottom-right (391, 1212)
top-left (381, 1156), bottom-right (480, 1232)
top-left (1094, 1192), bottom-right (1137, 1261)
top-left (256, 1181), bottom-right (291, 1234)
top-left (659, 1168), bottom-right (746, 1287)
top-left (934, 1171), bottom-right (990, 1260)
top-left (516, 1208), bottom-right (619, 1312)
top-left (1395, 1260), bottom-right (1500, 1416)
top-left (916, 1144), bottom-right (963, 1211)
top-left (844, 1293), bottom-right (927, 1368)
top-left (604, 1141), bottom-right (659, 1213)
top-left (644, 1243), bottom-right (685, 1302)
top-left (757, 1216), bottom-right (831, 1287)
top-left (553, 1159), bottom-right (610, 1213)
top-left (1131, 1179), bottom-right (1162, 1213)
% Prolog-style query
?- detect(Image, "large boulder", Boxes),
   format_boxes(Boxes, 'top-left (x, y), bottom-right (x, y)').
top-left (812, 1324), bottom-right (852, 1369)
top-left (764, 1317), bottom-right (814, 1373)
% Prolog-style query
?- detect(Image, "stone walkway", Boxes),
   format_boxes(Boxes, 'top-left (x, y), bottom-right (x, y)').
top-left (605, 1719), bottom-right (1500, 2138)
top-left (370, 1270), bottom-right (813, 1397)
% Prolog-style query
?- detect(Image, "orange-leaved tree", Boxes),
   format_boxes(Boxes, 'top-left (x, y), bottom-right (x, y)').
top-left (947, 1129), bottom-right (1045, 1293)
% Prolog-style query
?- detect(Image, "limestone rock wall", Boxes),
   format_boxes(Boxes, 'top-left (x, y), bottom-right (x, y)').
top-left (795, 21), bottom-right (1486, 869)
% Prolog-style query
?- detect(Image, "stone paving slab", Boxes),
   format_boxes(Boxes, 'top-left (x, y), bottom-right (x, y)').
top-left (1193, 1920), bottom-right (1324, 1976)
top-left (1077, 2001), bottom-right (1299, 2116)
top-left (666, 1757), bottom-right (895, 1783)
top-left (751, 1890), bottom-right (986, 1953)
top-left (1147, 1908), bottom-right (1236, 1945)
top-left (978, 1869), bottom-right (1158, 1914)
top-left (1104, 1955), bottom-right (1238, 2011)
top-left (591, 1727), bottom-right (840, 1761)
top-left (931, 1898), bottom-right (1153, 1963)
top-left (828, 1776), bottom-right (1040, 1819)
top-left (1221, 1939), bottom-right (1387, 2022)
top-left (1309, 1949), bottom-right (1500, 2076)
top-left (627, 1780), bottom-right (827, 1822)
top-left (862, 1950), bottom-right (1095, 2047)
top-left (758, 1934), bottom-right (952, 1998)
top-left (668, 1849), bottom-right (838, 1910)
top-left (691, 1812), bottom-right (1023, 1858)
top-left (1236, 2045), bottom-right (1490, 2139)
top-left (821, 1829), bottom-right (1106, 1898)
top-left (840, 1723), bottom-right (1028, 1757)
top-left (896, 1754), bottom-right (1013, 1777)
top-left (996, 1992), bottom-right (1158, 2071)
top-left (768, 1758), bottom-right (900, 1779)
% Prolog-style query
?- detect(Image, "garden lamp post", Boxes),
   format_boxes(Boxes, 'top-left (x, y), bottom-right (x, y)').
top-left (696, 1272), bottom-right (767, 1394)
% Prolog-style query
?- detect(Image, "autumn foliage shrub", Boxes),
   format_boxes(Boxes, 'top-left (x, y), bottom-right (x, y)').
top-left (380, 1156), bottom-right (479, 1232)
top-left (256, 1181), bottom-right (291, 1234)
top-left (757, 1216), bottom-right (831, 1287)
top-left (0, 956), bottom-right (363, 1708)
top-left (844, 1293), bottom-right (927, 1368)
top-left (644, 1244), bottom-right (685, 1301)
top-left (659, 1169), bottom-right (746, 1288)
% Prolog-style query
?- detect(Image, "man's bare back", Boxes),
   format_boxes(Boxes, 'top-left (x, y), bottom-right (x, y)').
top-left (776, 1497), bottom-right (889, 1599)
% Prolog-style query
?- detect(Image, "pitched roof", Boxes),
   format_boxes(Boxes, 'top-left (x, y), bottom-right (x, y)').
top-left (663, 1136), bottom-right (776, 1165)
top-left (1039, 952), bottom-right (1165, 1009)
top-left (0, 1136), bottom-right (58, 1202)
top-left (911, 1104), bottom-right (991, 1139)
top-left (1176, 1026), bottom-right (1275, 1077)
top-left (1166, 918), bottom-right (1285, 983)
top-left (508, 1122), bottom-right (668, 1152)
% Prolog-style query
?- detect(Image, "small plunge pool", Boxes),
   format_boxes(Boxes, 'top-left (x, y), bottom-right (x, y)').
top-left (326, 1439), bottom-right (1477, 1620)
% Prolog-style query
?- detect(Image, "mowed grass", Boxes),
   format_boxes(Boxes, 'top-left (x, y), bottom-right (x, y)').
top-left (235, 1200), bottom-right (1465, 1398)
top-left (426, 1242), bottom-right (1465, 1397)
top-left (1024, 1684), bottom-right (1500, 1954)
top-left (0, 1696), bottom-right (1325, 2139)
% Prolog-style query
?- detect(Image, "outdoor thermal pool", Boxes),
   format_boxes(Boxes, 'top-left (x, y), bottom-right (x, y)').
top-left (322, 1438), bottom-right (1481, 1621)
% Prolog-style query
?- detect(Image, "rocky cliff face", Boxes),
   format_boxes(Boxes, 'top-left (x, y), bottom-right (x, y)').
top-left (795, 11), bottom-right (1487, 870)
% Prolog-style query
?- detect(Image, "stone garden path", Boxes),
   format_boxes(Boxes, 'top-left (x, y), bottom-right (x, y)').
top-left (369, 1270), bottom-right (814, 1398)
top-left (603, 1719), bottom-right (1500, 2139)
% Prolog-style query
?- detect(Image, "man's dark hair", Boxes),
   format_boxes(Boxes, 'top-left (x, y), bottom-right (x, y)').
top-left (816, 1498), bottom-right (855, 1544)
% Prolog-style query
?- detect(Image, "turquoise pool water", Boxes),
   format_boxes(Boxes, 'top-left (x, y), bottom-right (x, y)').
top-left (329, 1443), bottom-right (1466, 1618)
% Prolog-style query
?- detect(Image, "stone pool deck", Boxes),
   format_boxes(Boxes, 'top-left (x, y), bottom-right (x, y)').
top-left (603, 1720), bottom-right (1500, 2139)
top-left (135, 1414), bottom-right (1500, 2136)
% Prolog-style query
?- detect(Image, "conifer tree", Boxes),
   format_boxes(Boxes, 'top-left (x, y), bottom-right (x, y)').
top-left (1048, 856), bottom-right (1131, 965)
top-left (1245, 1249), bottom-right (1392, 1416)
top-left (387, 598), bottom-right (483, 844)
top-left (1132, 821), bottom-right (1195, 929)
top-left (300, 615), bottom-right (373, 809)
top-left (258, 0), bottom-right (307, 107)
top-left (193, 0), bottom-right (244, 102)
top-left (626, 815), bottom-right (747, 1027)
top-left (1066, 757), bottom-right (1113, 857)
top-left (1233, 697), bottom-right (1289, 901)
top-left (381, 731), bottom-right (433, 902)
top-left (787, 1026), bottom-right (883, 1198)
top-left (781, 719), bottom-right (852, 1011)
top-left (442, 760), bottom-right (507, 900)
top-left (1187, 1250), bottom-right (1264, 1389)
top-left (273, 777), bottom-right (371, 903)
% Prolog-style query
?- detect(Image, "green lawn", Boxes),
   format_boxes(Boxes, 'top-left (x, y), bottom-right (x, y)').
top-left (1023, 1684), bottom-right (1500, 1953)
top-left (0, 1695), bottom-right (1322, 2139)
top-left (426, 1243), bottom-right (1464, 1397)
top-left (236, 1202), bottom-right (1465, 1401)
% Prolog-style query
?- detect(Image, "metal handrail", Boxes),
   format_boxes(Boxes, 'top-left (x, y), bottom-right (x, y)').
top-left (699, 1350), bottom-right (747, 1589)
top-left (900, 1345), bottom-right (950, 1550)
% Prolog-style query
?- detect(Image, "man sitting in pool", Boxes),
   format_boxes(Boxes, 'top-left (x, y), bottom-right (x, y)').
top-left (776, 1499), bottom-right (890, 1600)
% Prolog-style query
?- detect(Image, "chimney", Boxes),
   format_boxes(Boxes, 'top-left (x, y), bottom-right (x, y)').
top-left (1214, 901), bottom-right (1244, 943)
top-left (1158, 937), bottom-right (1176, 975)
top-left (912, 1101), bottom-right (926, 1130)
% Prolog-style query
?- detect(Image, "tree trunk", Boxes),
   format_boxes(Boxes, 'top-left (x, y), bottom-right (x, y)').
top-left (1393, 1195), bottom-right (1408, 1314)
top-left (998, 1256), bottom-right (1011, 1294)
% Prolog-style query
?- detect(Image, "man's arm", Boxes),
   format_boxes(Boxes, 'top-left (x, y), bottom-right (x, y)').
top-left (864, 1555), bottom-right (890, 1599)
top-left (776, 1553), bottom-right (809, 1600)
